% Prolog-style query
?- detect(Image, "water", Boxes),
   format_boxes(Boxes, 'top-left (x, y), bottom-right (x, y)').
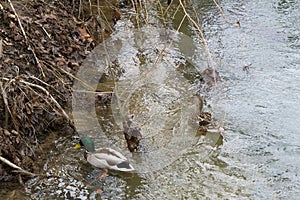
top-left (200, 0), bottom-right (300, 199)
top-left (8, 0), bottom-right (299, 199)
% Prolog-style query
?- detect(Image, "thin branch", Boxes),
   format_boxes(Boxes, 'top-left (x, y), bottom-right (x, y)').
top-left (211, 0), bottom-right (240, 26)
top-left (131, 0), bottom-right (141, 30)
top-left (178, 0), bottom-right (212, 62)
top-left (0, 156), bottom-right (37, 177)
top-left (0, 81), bottom-right (18, 128)
top-left (28, 44), bottom-right (45, 77)
top-left (0, 38), bottom-right (3, 58)
top-left (8, 0), bottom-right (27, 42)
top-left (1, 77), bottom-right (69, 120)
top-left (179, 0), bottom-right (220, 85)
top-left (20, 80), bottom-right (70, 120)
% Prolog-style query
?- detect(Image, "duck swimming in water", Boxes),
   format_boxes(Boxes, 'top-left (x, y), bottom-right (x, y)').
top-left (74, 137), bottom-right (135, 172)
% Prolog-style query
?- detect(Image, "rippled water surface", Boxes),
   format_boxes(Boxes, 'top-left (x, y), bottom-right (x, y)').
top-left (9, 0), bottom-right (299, 199)
top-left (201, 0), bottom-right (300, 199)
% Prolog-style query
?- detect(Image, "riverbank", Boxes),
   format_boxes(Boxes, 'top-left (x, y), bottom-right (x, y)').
top-left (0, 0), bottom-right (120, 183)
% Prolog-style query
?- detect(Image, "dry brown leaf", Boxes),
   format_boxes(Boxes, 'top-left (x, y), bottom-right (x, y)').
top-left (11, 130), bottom-right (19, 136)
top-left (78, 26), bottom-right (90, 40)
top-left (7, 13), bottom-right (16, 19)
top-left (42, 13), bottom-right (57, 20)
top-left (113, 9), bottom-right (121, 23)
top-left (4, 129), bottom-right (11, 136)
top-left (16, 136), bottom-right (20, 144)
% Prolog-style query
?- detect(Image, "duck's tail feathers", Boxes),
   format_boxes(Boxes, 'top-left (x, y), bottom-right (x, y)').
top-left (114, 161), bottom-right (135, 172)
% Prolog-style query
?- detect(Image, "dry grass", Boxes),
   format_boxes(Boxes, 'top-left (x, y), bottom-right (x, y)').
top-left (0, 0), bottom-right (116, 181)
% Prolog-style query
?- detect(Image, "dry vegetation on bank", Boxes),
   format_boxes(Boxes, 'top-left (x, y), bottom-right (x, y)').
top-left (0, 0), bottom-right (119, 182)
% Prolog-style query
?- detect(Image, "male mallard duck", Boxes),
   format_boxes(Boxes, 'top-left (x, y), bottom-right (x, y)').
top-left (74, 137), bottom-right (135, 172)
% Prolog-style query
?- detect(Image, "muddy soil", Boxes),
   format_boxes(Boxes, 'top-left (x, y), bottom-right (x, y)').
top-left (0, 0), bottom-right (121, 182)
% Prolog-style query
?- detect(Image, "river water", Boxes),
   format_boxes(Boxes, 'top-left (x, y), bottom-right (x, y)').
top-left (3, 0), bottom-right (299, 199)
top-left (200, 0), bottom-right (300, 199)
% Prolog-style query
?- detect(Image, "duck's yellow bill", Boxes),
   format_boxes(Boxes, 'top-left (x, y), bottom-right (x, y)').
top-left (74, 143), bottom-right (82, 150)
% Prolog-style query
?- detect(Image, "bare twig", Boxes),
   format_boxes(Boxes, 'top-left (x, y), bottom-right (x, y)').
top-left (178, 0), bottom-right (212, 62)
top-left (138, 0), bottom-right (149, 26)
top-left (0, 156), bottom-right (37, 177)
top-left (178, 0), bottom-right (221, 85)
top-left (176, 13), bottom-right (186, 32)
top-left (211, 0), bottom-right (240, 26)
top-left (131, 0), bottom-right (141, 30)
top-left (0, 38), bottom-right (3, 58)
top-left (2, 76), bottom-right (70, 120)
top-left (0, 81), bottom-right (18, 128)
top-left (28, 45), bottom-right (45, 77)
top-left (20, 80), bottom-right (70, 120)
top-left (8, 0), bottom-right (27, 42)
top-left (78, 0), bottom-right (83, 19)
top-left (75, 90), bottom-right (113, 94)
top-left (41, 26), bottom-right (52, 39)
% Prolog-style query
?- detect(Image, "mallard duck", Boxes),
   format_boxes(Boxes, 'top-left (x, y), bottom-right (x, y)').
top-left (74, 137), bottom-right (135, 172)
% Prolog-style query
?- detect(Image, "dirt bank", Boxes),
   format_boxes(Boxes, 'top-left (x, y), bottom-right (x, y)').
top-left (0, 0), bottom-right (120, 182)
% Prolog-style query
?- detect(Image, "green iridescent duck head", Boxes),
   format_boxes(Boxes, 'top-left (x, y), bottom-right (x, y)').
top-left (74, 137), bottom-right (96, 152)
